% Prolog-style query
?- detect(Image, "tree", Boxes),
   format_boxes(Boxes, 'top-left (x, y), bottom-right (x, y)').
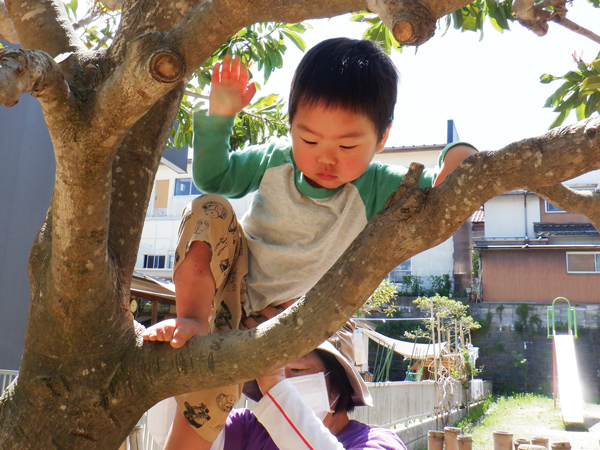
top-left (0, 1), bottom-right (599, 449)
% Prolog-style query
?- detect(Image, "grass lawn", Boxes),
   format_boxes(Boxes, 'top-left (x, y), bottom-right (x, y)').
top-left (453, 394), bottom-right (600, 450)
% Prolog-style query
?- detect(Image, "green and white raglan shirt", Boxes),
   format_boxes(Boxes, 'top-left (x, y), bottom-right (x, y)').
top-left (193, 112), bottom-right (455, 316)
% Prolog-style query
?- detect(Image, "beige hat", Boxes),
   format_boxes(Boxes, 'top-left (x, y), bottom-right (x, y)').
top-left (243, 321), bottom-right (372, 407)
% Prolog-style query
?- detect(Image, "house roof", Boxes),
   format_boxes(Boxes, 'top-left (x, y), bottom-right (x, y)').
top-left (534, 222), bottom-right (599, 237)
top-left (471, 207), bottom-right (484, 224)
top-left (380, 144), bottom-right (445, 154)
top-left (131, 272), bottom-right (175, 304)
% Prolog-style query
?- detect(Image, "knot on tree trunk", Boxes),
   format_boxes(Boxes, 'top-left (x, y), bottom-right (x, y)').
top-left (150, 51), bottom-right (184, 83)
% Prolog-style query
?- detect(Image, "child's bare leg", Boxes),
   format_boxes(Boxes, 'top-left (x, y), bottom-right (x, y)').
top-left (164, 409), bottom-right (212, 450)
top-left (143, 241), bottom-right (215, 347)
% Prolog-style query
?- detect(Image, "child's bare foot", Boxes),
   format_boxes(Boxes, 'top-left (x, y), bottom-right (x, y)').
top-left (143, 318), bottom-right (209, 348)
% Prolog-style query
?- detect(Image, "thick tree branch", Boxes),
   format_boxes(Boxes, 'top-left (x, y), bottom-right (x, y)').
top-left (513, 0), bottom-right (551, 36)
top-left (551, 15), bottom-right (600, 45)
top-left (4, 0), bottom-right (85, 56)
top-left (513, 0), bottom-right (600, 43)
top-left (0, 48), bottom-right (72, 110)
top-left (108, 87), bottom-right (185, 280)
top-left (536, 184), bottom-right (600, 231)
top-left (0, 0), bottom-right (18, 44)
top-left (109, 0), bottom-right (196, 66)
top-left (137, 116), bottom-right (600, 402)
top-left (92, 32), bottom-right (185, 140)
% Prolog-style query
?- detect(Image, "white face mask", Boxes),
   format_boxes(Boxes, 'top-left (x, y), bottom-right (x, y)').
top-left (288, 372), bottom-right (332, 421)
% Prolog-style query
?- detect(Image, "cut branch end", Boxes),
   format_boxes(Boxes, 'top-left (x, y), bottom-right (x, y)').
top-left (150, 51), bottom-right (184, 83)
top-left (393, 21), bottom-right (415, 43)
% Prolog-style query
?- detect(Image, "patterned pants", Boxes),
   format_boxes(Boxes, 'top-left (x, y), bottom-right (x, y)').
top-left (173, 194), bottom-right (248, 442)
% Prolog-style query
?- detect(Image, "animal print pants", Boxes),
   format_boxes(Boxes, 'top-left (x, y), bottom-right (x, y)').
top-left (173, 194), bottom-right (248, 442)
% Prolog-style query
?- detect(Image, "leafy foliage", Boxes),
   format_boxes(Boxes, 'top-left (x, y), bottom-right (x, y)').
top-left (411, 294), bottom-right (480, 339)
top-left (356, 278), bottom-right (398, 317)
top-left (541, 51), bottom-right (600, 128)
top-left (396, 275), bottom-right (425, 296)
top-left (444, 0), bottom-right (514, 39)
top-left (349, 0), bottom-right (514, 57)
top-left (408, 295), bottom-right (481, 382)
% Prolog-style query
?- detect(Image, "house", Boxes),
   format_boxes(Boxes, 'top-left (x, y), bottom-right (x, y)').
top-left (474, 170), bottom-right (600, 303)
top-left (136, 120), bottom-right (472, 295)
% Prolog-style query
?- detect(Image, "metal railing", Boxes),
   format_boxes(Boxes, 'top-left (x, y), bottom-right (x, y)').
top-left (0, 369), bottom-right (18, 393)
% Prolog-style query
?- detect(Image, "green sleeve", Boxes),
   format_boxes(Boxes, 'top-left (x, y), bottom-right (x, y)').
top-left (437, 141), bottom-right (479, 166)
top-left (356, 141), bottom-right (477, 220)
top-left (192, 111), bottom-right (291, 198)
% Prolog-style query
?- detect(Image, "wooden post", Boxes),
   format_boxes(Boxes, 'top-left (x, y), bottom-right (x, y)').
top-left (518, 446), bottom-right (550, 450)
top-left (428, 430), bottom-right (444, 450)
top-left (531, 437), bottom-right (550, 449)
top-left (457, 434), bottom-right (473, 450)
top-left (444, 426), bottom-right (461, 450)
top-left (550, 443), bottom-right (571, 450)
top-left (151, 299), bottom-right (159, 325)
top-left (493, 431), bottom-right (514, 450)
top-left (515, 438), bottom-right (530, 449)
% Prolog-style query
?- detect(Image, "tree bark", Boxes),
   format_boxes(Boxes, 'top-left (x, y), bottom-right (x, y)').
top-left (0, 1), bottom-right (599, 449)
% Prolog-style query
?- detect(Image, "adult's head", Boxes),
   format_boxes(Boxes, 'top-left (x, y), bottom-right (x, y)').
top-left (244, 322), bottom-right (372, 414)
top-left (289, 37), bottom-right (398, 142)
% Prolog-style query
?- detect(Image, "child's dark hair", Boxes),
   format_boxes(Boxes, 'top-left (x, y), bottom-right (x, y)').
top-left (314, 348), bottom-right (356, 414)
top-left (289, 37), bottom-right (398, 142)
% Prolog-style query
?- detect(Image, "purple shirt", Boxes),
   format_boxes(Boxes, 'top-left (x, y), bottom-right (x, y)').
top-left (223, 408), bottom-right (407, 450)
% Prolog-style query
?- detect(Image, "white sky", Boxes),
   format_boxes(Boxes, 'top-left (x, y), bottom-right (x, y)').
top-left (260, 2), bottom-right (600, 151)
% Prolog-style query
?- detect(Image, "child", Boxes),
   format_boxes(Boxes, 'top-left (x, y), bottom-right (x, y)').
top-left (143, 38), bottom-right (476, 447)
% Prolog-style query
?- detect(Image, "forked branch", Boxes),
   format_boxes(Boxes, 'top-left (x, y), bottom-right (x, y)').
top-left (536, 184), bottom-right (600, 231)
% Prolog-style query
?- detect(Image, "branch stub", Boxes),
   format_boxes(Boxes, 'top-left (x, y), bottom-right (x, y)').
top-left (150, 51), bottom-right (184, 83)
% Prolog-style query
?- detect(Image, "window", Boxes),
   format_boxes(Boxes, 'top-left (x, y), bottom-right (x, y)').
top-left (545, 201), bottom-right (565, 213)
top-left (143, 255), bottom-right (166, 269)
top-left (566, 252), bottom-right (600, 273)
top-left (388, 260), bottom-right (411, 283)
top-left (174, 178), bottom-right (202, 196)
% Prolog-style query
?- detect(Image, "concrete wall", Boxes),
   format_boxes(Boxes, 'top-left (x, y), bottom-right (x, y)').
top-left (470, 302), bottom-right (600, 401)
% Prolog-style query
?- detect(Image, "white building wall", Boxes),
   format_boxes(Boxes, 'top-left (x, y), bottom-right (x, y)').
top-left (484, 193), bottom-right (540, 239)
top-left (410, 239), bottom-right (454, 282)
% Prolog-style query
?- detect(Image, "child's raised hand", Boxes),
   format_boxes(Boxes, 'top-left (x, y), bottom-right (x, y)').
top-left (209, 55), bottom-right (257, 117)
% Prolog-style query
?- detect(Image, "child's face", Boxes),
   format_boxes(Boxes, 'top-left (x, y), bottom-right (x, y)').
top-left (291, 102), bottom-right (390, 189)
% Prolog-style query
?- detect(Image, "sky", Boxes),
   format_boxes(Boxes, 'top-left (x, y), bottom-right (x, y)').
top-left (260, 2), bottom-right (600, 152)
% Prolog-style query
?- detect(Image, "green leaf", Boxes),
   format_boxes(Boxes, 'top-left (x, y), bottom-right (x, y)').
top-left (452, 10), bottom-right (465, 29)
top-left (554, 91), bottom-right (578, 113)
top-left (540, 74), bottom-right (557, 84)
top-left (576, 101), bottom-right (587, 121)
top-left (580, 75), bottom-right (600, 93)
top-left (564, 71), bottom-right (583, 83)
top-left (549, 109), bottom-right (569, 129)
top-left (281, 29), bottom-right (306, 51)
top-left (585, 92), bottom-right (600, 117)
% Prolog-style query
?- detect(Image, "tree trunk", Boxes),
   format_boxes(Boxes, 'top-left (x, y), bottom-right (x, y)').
top-left (1, 1), bottom-right (599, 449)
